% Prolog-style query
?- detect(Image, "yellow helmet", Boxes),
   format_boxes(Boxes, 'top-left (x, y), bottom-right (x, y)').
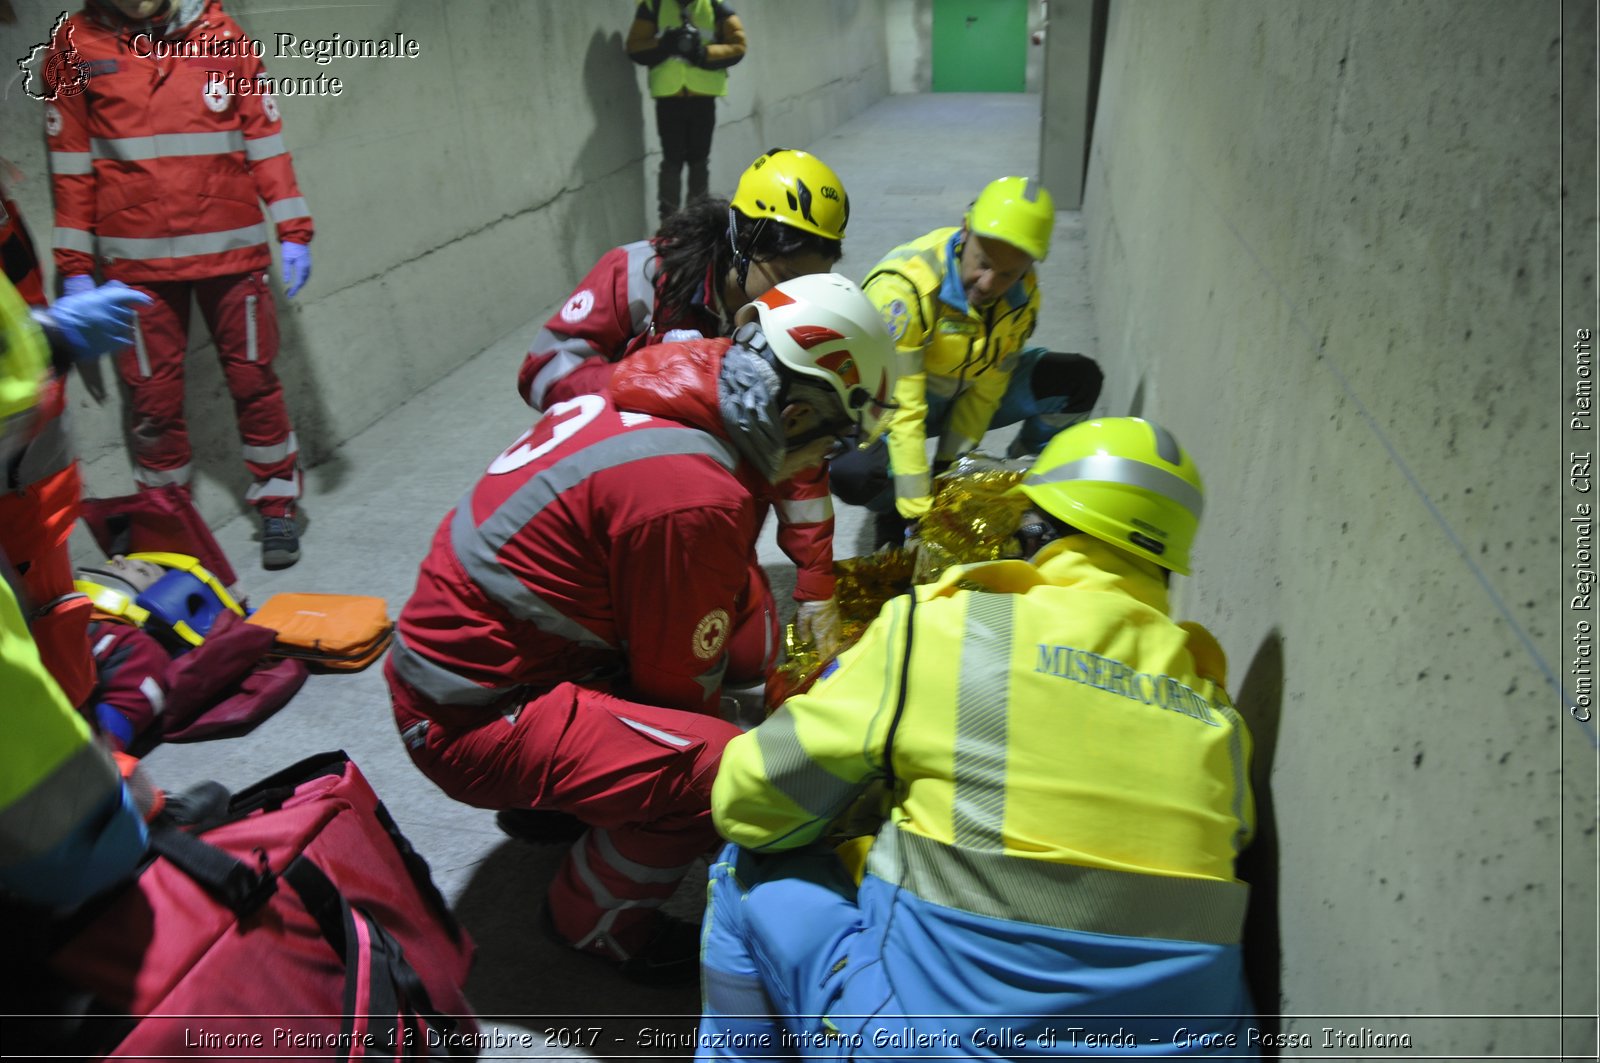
top-left (966, 176), bottom-right (1055, 261)
top-left (730, 149), bottom-right (849, 242)
top-left (1014, 417), bottom-right (1204, 574)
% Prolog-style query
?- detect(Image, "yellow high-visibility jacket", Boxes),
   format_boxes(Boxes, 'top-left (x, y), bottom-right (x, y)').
top-left (862, 227), bottom-right (1041, 518)
top-left (713, 535), bottom-right (1254, 940)
top-left (629, 0), bottom-right (747, 98)
top-left (0, 274), bottom-right (47, 446)
top-left (0, 275), bottom-right (144, 908)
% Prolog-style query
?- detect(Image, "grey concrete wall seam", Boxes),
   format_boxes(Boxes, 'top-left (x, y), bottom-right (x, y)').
top-left (1084, 0), bottom-right (1593, 1050)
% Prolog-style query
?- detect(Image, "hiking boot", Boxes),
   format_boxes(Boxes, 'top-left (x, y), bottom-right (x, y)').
top-left (261, 515), bottom-right (300, 570)
top-left (619, 914), bottom-right (703, 986)
top-left (540, 904), bottom-right (702, 986)
top-left (496, 807), bottom-right (587, 845)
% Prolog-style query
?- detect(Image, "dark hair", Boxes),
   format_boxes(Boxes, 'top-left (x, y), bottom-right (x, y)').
top-left (652, 195), bottom-right (844, 324)
top-left (653, 196), bottom-right (734, 325)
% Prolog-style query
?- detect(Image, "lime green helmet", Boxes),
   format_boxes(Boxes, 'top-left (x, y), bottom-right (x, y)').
top-left (1014, 417), bottom-right (1204, 574)
top-left (966, 176), bottom-right (1054, 261)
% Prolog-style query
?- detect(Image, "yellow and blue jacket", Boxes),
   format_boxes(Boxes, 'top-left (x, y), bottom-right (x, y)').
top-left (0, 275), bottom-right (145, 909)
top-left (714, 534), bottom-right (1254, 942)
top-left (862, 227), bottom-right (1041, 518)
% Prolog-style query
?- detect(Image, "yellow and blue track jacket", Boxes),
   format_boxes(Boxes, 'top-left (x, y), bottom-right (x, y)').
top-left (711, 536), bottom-right (1257, 1046)
top-left (0, 276), bottom-right (145, 909)
top-left (0, 274), bottom-right (48, 460)
top-left (0, 577), bottom-right (146, 909)
top-left (862, 227), bottom-right (1041, 518)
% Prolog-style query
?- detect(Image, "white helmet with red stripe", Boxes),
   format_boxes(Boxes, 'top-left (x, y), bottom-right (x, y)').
top-left (736, 273), bottom-right (898, 442)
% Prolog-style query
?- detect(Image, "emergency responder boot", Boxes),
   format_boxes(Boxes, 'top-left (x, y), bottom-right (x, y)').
top-left (539, 904), bottom-right (702, 986)
top-left (617, 914), bottom-right (703, 986)
top-left (496, 807), bottom-right (587, 845)
top-left (261, 514), bottom-right (300, 570)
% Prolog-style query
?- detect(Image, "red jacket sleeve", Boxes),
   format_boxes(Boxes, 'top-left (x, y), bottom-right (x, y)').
top-left (518, 246), bottom-right (639, 409)
top-left (45, 18), bottom-right (97, 278)
top-left (770, 465), bottom-right (836, 601)
top-left (612, 504), bottom-right (752, 713)
top-left (230, 18), bottom-right (313, 246)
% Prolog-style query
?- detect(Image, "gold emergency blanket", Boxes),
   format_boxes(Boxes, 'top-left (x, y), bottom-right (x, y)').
top-left (766, 455), bottom-right (1031, 710)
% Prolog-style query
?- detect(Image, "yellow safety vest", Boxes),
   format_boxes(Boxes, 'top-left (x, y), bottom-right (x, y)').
top-left (0, 275), bottom-right (46, 428)
top-left (863, 227), bottom-right (1041, 517)
top-left (713, 536), bottom-right (1254, 940)
top-left (0, 539), bottom-right (129, 885)
top-left (647, 0), bottom-right (728, 98)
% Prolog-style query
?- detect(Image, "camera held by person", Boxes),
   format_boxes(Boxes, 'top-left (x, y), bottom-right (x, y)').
top-left (659, 23), bottom-right (705, 64)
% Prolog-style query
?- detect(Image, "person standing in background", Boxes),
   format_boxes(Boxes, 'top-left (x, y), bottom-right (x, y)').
top-left (46, 0), bottom-right (315, 570)
top-left (628, 0), bottom-right (747, 224)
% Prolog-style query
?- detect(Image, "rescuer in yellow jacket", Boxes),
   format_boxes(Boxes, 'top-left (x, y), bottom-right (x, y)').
top-left (0, 274), bottom-right (148, 910)
top-left (831, 177), bottom-right (1104, 548)
top-left (697, 418), bottom-right (1258, 1060)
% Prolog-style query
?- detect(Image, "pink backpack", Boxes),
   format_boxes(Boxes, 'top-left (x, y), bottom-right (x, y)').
top-left (36, 753), bottom-right (479, 1059)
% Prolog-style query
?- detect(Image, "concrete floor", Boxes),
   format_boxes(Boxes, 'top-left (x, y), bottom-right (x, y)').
top-left (127, 92), bottom-right (1098, 1059)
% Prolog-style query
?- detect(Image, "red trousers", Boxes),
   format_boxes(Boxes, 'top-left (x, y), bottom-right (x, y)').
top-left (388, 566), bottom-right (776, 961)
top-left (118, 273), bottom-right (300, 516)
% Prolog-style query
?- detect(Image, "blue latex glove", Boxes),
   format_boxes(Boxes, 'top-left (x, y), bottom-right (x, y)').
top-left (41, 280), bottom-right (151, 361)
top-left (281, 241), bottom-right (311, 298)
top-left (61, 273), bottom-right (95, 298)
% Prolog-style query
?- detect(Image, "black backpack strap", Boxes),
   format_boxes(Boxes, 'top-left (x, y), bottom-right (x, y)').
top-left (880, 589), bottom-right (917, 790)
top-left (146, 825), bottom-right (277, 917)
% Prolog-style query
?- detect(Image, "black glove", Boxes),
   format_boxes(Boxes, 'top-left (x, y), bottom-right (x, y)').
top-left (660, 24), bottom-right (706, 64)
top-left (1031, 351), bottom-right (1104, 409)
top-left (873, 510), bottom-right (910, 552)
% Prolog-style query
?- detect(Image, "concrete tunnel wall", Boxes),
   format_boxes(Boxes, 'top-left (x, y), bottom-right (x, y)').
top-left (0, 0), bottom-right (890, 529)
top-left (1080, 0), bottom-right (1595, 1053)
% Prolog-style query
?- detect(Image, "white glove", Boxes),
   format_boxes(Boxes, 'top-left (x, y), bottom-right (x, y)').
top-left (795, 597), bottom-right (842, 658)
top-left (660, 328), bottom-right (704, 343)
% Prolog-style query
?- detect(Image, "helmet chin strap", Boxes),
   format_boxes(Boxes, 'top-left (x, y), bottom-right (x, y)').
top-left (1015, 509), bottom-right (1067, 560)
top-left (727, 209), bottom-right (770, 295)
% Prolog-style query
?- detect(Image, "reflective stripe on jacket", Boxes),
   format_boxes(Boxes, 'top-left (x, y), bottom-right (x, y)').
top-left (45, 2), bottom-right (313, 282)
top-left (863, 227), bottom-right (1041, 517)
top-left (712, 534), bottom-right (1254, 943)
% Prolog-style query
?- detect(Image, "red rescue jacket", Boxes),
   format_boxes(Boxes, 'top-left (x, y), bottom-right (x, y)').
top-left (518, 241), bottom-right (837, 601)
top-left (392, 338), bottom-right (774, 719)
top-left (45, 0), bottom-right (313, 283)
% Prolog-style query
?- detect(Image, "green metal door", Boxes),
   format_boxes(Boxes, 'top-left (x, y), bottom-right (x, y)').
top-left (932, 0), bottom-right (1029, 93)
